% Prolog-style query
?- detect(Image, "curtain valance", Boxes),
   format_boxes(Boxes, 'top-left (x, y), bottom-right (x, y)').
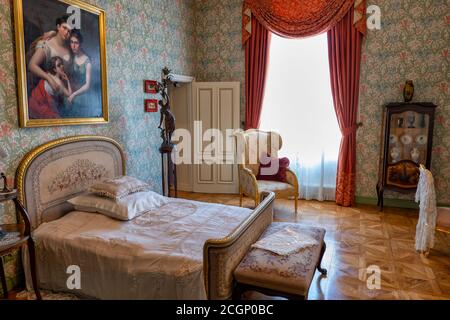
top-left (243, 0), bottom-right (366, 44)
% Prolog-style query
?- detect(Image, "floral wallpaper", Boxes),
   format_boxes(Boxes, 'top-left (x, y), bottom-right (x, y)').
top-left (0, 0), bottom-right (195, 294)
top-left (193, 0), bottom-right (450, 204)
top-left (194, 0), bottom-right (246, 122)
top-left (356, 0), bottom-right (449, 204)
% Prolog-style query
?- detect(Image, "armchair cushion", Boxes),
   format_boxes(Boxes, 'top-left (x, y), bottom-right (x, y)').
top-left (257, 180), bottom-right (295, 194)
top-left (257, 153), bottom-right (290, 182)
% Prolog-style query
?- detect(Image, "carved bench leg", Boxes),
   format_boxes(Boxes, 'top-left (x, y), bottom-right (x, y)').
top-left (317, 242), bottom-right (328, 276)
top-left (233, 282), bottom-right (305, 300)
top-left (232, 282), bottom-right (243, 300)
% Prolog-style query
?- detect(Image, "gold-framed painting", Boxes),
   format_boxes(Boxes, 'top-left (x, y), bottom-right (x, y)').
top-left (13, 0), bottom-right (108, 128)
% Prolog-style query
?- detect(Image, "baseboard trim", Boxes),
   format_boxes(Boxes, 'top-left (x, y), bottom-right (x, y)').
top-left (355, 196), bottom-right (450, 209)
top-left (355, 196), bottom-right (419, 209)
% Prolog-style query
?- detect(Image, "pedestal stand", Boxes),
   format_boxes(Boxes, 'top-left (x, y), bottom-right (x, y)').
top-left (160, 144), bottom-right (177, 198)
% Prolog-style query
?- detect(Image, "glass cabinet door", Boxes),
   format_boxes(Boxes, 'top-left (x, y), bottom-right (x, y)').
top-left (385, 110), bottom-right (429, 188)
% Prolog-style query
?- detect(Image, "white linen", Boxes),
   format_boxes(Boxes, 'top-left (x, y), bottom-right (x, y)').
top-left (251, 226), bottom-right (318, 255)
top-left (67, 191), bottom-right (168, 221)
top-left (33, 198), bottom-right (252, 299)
top-left (415, 166), bottom-right (438, 253)
top-left (88, 176), bottom-right (150, 200)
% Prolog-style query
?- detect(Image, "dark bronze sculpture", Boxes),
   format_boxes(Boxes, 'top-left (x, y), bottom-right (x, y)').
top-left (157, 67), bottom-right (177, 148)
top-left (156, 67), bottom-right (178, 198)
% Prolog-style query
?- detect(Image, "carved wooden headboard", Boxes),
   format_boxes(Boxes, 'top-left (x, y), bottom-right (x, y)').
top-left (16, 136), bottom-right (126, 230)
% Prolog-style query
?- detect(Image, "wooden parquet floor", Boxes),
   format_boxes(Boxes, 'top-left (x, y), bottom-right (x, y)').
top-left (178, 191), bottom-right (450, 300)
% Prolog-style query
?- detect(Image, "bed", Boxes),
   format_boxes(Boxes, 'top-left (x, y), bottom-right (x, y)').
top-left (16, 135), bottom-right (274, 299)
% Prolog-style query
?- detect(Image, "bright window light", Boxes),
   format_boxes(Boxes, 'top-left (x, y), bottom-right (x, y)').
top-left (260, 33), bottom-right (341, 201)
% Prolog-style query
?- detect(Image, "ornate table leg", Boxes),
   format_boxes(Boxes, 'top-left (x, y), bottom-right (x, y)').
top-left (27, 239), bottom-right (42, 300)
top-left (173, 162), bottom-right (177, 198)
top-left (12, 198), bottom-right (41, 299)
top-left (376, 183), bottom-right (384, 211)
top-left (0, 256), bottom-right (8, 299)
top-left (161, 153), bottom-right (166, 196)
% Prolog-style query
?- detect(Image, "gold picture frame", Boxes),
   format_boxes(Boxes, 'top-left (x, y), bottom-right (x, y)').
top-left (13, 0), bottom-right (108, 128)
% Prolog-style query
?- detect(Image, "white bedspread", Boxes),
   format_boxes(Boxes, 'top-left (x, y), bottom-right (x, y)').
top-left (32, 198), bottom-right (252, 299)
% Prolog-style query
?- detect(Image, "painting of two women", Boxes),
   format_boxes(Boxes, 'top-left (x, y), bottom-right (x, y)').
top-left (14, 0), bottom-right (107, 127)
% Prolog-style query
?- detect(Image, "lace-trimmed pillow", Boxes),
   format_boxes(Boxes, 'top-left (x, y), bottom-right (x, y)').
top-left (68, 191), bottom-right (167, 221)
top-left (88, 176), bottom-right (150, 200)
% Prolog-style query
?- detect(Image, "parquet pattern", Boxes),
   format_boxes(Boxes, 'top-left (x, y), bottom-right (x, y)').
top-left (179, 191), bottom-right (450, 300)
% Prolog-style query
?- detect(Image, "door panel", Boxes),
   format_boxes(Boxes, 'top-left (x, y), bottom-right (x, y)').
top-left (199, 164), bottom-right (214, 183)
top-left (218, 164), bottom-right (234, 183)
top-left (193, 82), bottom-right (240, 194)
top-left (196, 87), bottom-right (215, 186)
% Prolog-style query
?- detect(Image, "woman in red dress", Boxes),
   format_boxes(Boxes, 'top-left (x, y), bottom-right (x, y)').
top-left (28, 56), bottom-right (72, 119)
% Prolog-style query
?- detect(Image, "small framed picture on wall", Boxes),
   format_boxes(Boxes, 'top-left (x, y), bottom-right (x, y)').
top-left (144, 80), bottom-right (158, 93)
top-left (144, 99), bottom-right (158, 112)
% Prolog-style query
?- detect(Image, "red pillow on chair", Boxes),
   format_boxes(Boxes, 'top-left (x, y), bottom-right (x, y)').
top-left (257, 153), bottom-right (290, 182)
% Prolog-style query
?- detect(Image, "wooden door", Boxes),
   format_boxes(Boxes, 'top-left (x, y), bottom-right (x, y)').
top-left (192, 82), bottom-right (240, 194)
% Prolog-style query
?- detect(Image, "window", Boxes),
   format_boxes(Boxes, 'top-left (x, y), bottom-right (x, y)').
top-left (260, 33), bottom-right (340, 201)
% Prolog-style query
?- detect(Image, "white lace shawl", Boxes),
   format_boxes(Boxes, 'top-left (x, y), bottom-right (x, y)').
top-left (415, 167), bottom-right (437, 252)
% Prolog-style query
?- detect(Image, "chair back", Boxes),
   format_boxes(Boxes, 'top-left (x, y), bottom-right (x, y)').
top-left (235, 129), bottom-right (283, 176)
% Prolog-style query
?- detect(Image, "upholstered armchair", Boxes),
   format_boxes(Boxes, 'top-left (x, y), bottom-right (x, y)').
top-left (235, 129), bottom-right (299, 213)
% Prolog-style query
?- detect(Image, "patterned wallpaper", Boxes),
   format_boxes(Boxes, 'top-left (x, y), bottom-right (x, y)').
top-left (194, 0), bottom-right (246, 122)
top-left (0, 0), bottom-right (195, 293)
top-left (356, 0), bottom-right (450, 204)
top-left (193, 0), bottom-right (450, 204)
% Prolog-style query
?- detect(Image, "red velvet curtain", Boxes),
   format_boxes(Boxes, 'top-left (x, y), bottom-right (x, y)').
top-left (245, 17), bottom-right (271, 130)
top-left (243, 0), bottom-right (355, 43)
top-left (327, 9), bottom-right (363, 207)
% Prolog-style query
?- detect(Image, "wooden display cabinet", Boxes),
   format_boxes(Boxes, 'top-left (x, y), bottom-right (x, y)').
top-left (376, 102), bottom-right (436, 211)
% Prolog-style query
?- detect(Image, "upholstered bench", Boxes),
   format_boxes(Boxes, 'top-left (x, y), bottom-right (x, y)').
top-left (233, 222), bottom-right (327, 300)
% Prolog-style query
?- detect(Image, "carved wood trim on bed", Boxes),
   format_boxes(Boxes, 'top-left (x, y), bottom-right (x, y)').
top-left (204, 191), bottom-right (274, 300)
top-left (16, 135), bottom-right (126, 230)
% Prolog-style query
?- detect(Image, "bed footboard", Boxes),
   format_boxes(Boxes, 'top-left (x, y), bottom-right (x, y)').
top-left (203, 191), bottom-right (275, 300)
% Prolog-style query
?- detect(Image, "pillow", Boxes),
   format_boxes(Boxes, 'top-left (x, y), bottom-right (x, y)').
top-left (67, 190), bottom-right (167, 221)
top-left (257, 153), bottom-right (290, 182)
top-left (88, 176), bottom-right (150, 200)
